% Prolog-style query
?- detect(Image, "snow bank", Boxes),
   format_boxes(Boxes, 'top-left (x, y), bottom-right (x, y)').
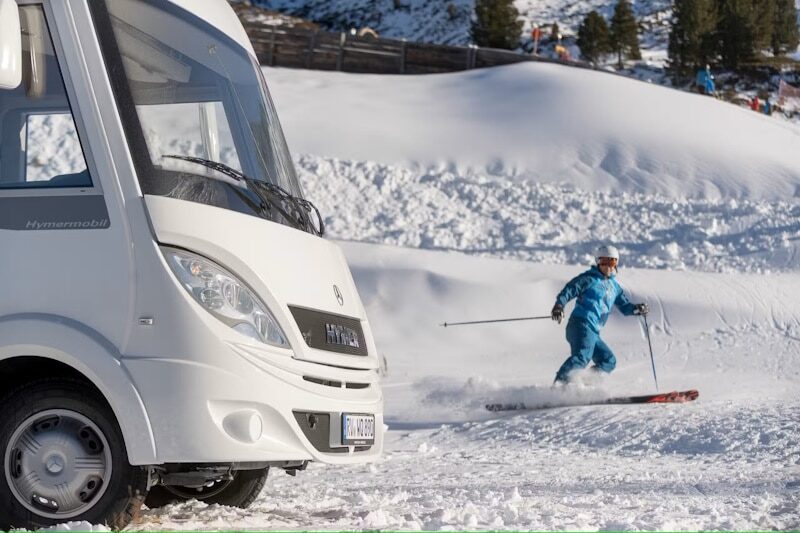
top-left (267, 62), bottom-right (800, 200)
top-left (297, 155), bottom-right (800, 273)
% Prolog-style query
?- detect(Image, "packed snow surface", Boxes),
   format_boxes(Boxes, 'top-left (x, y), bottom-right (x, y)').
top-left (122, 63), bottom-right (800, 529)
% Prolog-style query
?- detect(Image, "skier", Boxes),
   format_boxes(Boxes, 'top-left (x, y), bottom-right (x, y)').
top-left (551, 245), bottom-right (648, 384)
top-left (695, 64), bottom-right (712, 94)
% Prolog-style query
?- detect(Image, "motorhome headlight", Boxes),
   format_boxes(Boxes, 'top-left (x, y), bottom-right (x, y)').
top-left (162, 247), bottom-right (289, 348)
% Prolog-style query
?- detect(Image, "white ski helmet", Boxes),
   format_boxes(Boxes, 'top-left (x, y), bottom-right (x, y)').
top-left (595, 244), bottom-right (620, 264)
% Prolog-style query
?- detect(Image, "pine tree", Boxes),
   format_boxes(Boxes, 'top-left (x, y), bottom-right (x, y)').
top-left (577, 11), bottom-right (611, 63)
top-left (470, 0), bottom-right (524, 50)
top-left (716, 0), bottom-right (756, 68)
top-left (609, 0), bottom-right (641, 67)
top-left (667, 0), bottom-right (717, 80)
top-left (751, 0), bottom-right (775, 51)
top-left (772, 0), bottom-right (800, 55)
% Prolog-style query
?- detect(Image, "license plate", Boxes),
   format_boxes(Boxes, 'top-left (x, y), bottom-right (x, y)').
top-left (341, 413), bottom-right (375, 445)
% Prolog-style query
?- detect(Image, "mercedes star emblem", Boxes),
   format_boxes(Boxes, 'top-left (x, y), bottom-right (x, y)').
top-left (333, 285), bottom-right (344, 306)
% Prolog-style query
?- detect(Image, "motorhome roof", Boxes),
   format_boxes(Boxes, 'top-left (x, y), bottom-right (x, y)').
top-left (165, 0), bottom-right (255, 57)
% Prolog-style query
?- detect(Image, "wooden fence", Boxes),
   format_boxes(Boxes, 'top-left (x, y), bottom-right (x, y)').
top-left (243, 23), bottom-right (588, 75)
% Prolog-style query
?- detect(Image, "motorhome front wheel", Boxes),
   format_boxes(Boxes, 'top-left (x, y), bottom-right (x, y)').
top-left (0, 379), bottom-right (148, 530)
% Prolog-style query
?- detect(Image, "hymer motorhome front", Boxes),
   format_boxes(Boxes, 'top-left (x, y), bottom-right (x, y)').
top-left (0, 0), bottom-right (383, 529)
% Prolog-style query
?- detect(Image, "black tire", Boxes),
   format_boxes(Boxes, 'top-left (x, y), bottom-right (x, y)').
top-left (145, 468), bottom-right (268, 509)
top-left (0, 378), bottom-right (148, 531)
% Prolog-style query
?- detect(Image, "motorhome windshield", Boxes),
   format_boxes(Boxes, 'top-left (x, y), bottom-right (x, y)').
top-left (92, 0), bottom-right (308, 226)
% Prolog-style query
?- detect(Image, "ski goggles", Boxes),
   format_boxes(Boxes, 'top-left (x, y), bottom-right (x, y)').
top-left (597, 257), bottom-right (618, 267)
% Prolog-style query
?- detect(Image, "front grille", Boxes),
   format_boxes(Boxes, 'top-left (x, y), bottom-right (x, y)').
top-left (289, 306), bottom-right (368, 356)
top-left (303, 375), bottom-right (371, 389)
top-left (303, 376), bottom-right (342, 388)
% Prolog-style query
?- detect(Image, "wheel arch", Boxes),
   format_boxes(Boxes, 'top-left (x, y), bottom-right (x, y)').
top-left (0, 315), bottom-right (158, 465)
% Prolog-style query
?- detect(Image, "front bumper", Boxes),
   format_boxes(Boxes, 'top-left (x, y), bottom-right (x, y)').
top-left (123, 341), bottom-right (384, 466)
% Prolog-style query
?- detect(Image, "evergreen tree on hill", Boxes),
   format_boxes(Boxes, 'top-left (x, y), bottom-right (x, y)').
top-left (470, 0), bottom-right (523, 50)
top-left (577, 11), bottom-right (611, 63)
top-left (771, 0), bottom-right (800, 55)
top-left (751, 0), bottom-right (775, 51)
top-left (717, 0), bottom-right (757, 68)
top-left (610, 0), bottom-right (641, 68)
top-left (668, 0), bottom-right (717, 80)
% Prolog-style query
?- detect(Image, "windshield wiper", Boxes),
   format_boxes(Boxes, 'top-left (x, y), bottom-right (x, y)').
top-left (162, 155), bottom-right (324, 236)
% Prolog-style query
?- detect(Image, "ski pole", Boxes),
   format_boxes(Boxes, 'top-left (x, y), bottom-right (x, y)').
top-left (440, 316), bottom-right (551, 327)
top-left (643, 314), bottom-right (659, 392)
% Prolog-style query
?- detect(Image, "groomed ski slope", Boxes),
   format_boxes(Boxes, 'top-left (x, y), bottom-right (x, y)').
top-left (122, 63), bottom-right (800, 530)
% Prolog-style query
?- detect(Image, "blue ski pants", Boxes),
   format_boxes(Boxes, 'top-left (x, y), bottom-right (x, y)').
top-left (554, 318), bottom-right (616, 383)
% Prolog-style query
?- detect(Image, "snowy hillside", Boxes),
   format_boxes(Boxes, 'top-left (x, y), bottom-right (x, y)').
top-left (121, 63), bottom-right (800, 530)
top-left (268, 63), bottom-right (800, 273)
top-left (248, 0), bottom-right (670, 51)
top-left (268, 63), bottom-right (800, 201)
top-left (247, 0), bottom-right (800, 63)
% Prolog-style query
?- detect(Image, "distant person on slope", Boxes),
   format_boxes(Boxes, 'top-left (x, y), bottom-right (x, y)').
top-left (550, 245), bottom-right (648, 384)
top-left (696, 64), bottom-right (712, 95)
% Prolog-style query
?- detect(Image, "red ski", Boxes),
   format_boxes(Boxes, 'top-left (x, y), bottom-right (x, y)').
top-left (610, 389), bottom-right (699, 404)
top-left (486, 389), bottom-right (699, 412)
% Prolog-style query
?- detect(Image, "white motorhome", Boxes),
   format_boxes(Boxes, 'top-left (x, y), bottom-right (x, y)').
top-left (0, 0), bottom-right (383, 529)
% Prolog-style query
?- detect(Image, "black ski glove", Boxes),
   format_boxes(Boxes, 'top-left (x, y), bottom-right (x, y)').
top-left (633, 303), bottom-right (649, 316)
top-left (551, 303), bottom-right (565, 324)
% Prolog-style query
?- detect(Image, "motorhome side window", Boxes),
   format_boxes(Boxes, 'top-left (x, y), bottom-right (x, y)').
top-left (0, 5), bottom-right (92, 189)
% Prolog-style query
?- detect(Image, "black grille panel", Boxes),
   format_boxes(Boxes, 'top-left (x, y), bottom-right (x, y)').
top-left (303, 376), bottom-right (342, 388)
top-left (292, 411), bottom-right (371, 453)
top-left (289, 306), bottom-right (368, 356)
top-left (303, 375), bottom-right (371, 389)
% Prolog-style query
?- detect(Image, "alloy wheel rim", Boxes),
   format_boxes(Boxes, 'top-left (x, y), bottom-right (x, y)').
top-left (4, 409), bottom-right (113, 519)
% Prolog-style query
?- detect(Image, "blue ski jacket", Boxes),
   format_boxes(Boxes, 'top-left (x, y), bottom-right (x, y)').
top-left (555, 266), bottom-right (636, 333)
top-left (696, 68), bottom-right (710, 88)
